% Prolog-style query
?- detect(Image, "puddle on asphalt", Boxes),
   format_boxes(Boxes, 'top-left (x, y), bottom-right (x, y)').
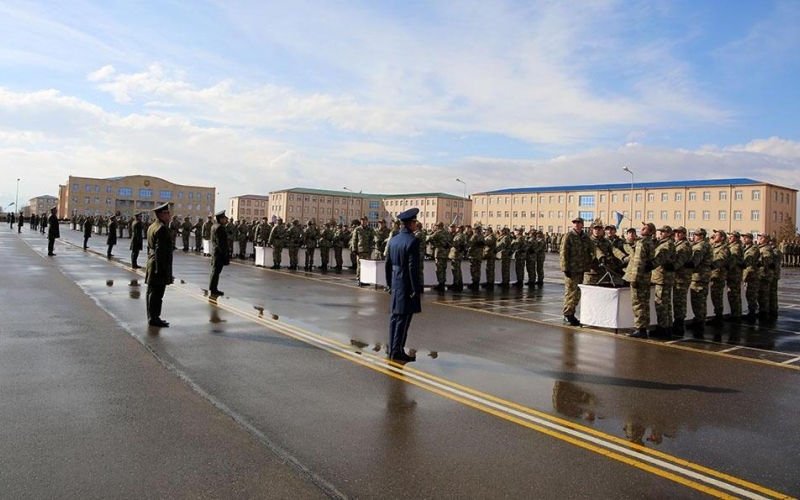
top-left (106, 279), bottom-right (114, 287)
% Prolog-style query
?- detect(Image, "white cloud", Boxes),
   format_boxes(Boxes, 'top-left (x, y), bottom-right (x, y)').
top-left (87, 64), bottom-right (116, 82)
top-left (726, 137), bottom-right (800, 160)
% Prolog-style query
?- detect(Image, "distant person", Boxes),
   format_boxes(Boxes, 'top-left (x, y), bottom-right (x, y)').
top-left (145, 203), bottom-right (174, 328)
top-left (17, 211), bottom-right (23, 233)
top-left (209, 210), bottom-right (230, 296)
top-left (130, 212), bottom-right (143, 269)
top-left (9, 212), bottom-right (14, 229)
top-left (83, 216), bottom-right (93, 250)
top-left (47, 207), bottom-right (59, 256)
top-left (385, 207), bottom-right (422, 363)
top-left (559, 217), bottom-right (593, 326)
top-left (106, 216), bottom-right (118, 258)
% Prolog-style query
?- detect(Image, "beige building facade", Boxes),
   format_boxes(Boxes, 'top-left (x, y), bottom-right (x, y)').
top-left (472, 178), bottom-right (797, 236)
top-left (229, 194), bottom-right (269, 222)
top-left (58, 175), bottom-right (215, 219)
top-left (267, 188), bottom-right (472, 228)
top-left (29, 195), bottom-right (59, 216)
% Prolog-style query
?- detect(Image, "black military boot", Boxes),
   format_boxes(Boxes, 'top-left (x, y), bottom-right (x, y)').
top-left (432, 283), bottom-right (446, 292)
top-left (707, 314), bottom-right (724, 327)
top-left (649, 326), bottom-right (667, 339)
top-left (627, 327), bottom-right (649, 339)
top-left (564, 315), bottom-right (580, 327)
top-left (448, 283), bottom-right (463, 291)
top-left (672, 319), bottom-right (685, 337)
top-left (743, 310), bottom-right (757, 323)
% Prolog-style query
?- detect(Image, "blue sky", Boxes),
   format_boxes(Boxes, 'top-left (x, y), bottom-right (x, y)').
top-left (1, 0), bottom-right (798, 213)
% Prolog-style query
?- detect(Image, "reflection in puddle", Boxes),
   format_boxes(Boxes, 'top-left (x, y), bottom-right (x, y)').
top-left (210, 309), bottom-right (226, 324)
top-left (129, 279), bottom-right (139, 287)
top-left (105, 279), bottom-right (114, 287)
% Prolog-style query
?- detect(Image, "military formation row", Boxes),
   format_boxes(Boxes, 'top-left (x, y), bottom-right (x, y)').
top-left (560, 218), bottom-right (782, 339)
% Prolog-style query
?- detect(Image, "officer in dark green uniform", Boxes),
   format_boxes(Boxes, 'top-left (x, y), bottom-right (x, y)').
top-left (130, 212), bottom-right (144, 269)
top-left (145, 203), bottom-right (174, 328)
top-left (209, 210), bottom-right (230, 296)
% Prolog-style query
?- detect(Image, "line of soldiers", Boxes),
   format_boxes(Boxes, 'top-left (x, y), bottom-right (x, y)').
top-left (778, 239), bottom-right (800, 268)
top-left (560, 217), bottom-right (783, 339)
top-left (16, 212), bottom-right (53, 234)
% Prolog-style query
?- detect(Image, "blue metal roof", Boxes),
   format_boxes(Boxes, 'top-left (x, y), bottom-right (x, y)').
top-left (478, 178), bottom-right (772, 195)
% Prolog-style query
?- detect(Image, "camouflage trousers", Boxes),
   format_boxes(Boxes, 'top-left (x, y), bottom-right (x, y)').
top-left (631, 282), bottom-right (651, 329)
top-left (583, 272), bottom-right (600, 285)
top-left (319, 247), bottom-right (330, 268)
top-left (514, 257), bottom-right (526, 283)
top-left (288, 246), bottom-right (300, 268)
top-left (451, 258), bottom-right (463, 286)
top-left (333, 246), bottom-right (343, 267)
top-left (239, 239), bottom-right (248, 257)
top-left (770, 278), bottom-right (779, 314)
top-left (757, 274), bottom-right (772, 313)
top-left (485, 257), bottom-right (496, 285)
top-left (563, 271), bottom-right (584, 316)
top-left (526, 256), bottom-right (537, 284)
top-left (690, 280), bottom-right (709, 321)
top-left (195, 234), bottom-right (202, 251)
top-left (305, 247), bottom-right (316, 269)
top-left (356, 251), bottom-right (371, 281)
top-left (272, 245), bottom-right (284, 266)
top-left (672, 280), bottom-right (690, 321)
top-left (435, 257), bottom-right (448, 285)
top-left (743, 278), bottom-right (759, 313)
top-left (470, 258), bottom-right (482, 284)
top-left (182, 234), bottom-right (190, 251)
top-left (350, 249), bottom-right (358, 268)
top-left (726, 277), bottom-right (742, 317)
top-left (710, 279), bottom-right (726, 316)
top-left (654, 283), bottom-right (673, 328)
top-left (500, 256), bottom-right (512, 284)
top-left (536, 257), bottom-right (545, 284)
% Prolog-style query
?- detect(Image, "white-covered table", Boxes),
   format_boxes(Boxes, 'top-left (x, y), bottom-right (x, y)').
top-left (255, 246), bottom-right (270, 267)
top-left (233, 241), bottom-right (254, 256)
top-left (202, 239), bottom-right (212, 256)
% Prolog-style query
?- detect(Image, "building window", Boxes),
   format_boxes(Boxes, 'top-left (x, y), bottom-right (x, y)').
top-left (504, 211), bottom-right (509, 218)
top-left (703, 191), bottom-right (711, 201)
top-left (578, 195), bottom-right (595, 207)
top-left (548, 196), bottom-right (554, 204)
top-left (206, 193), bottom-right (213, 200)
top-left (369, 201), bottom-right (379, 209)
top-left (531, 196), bottom-right (536, 204)
top-left (539, 196), bottom-right (545, 204)
top-left (489, 211), bottom-right (494, 217)
top-left (675, 211), bottom-right (682, 220)
top-left (106, 198), bottom-right (111, 205)
top-left (106, 186), bottom-right (112, 193)
top-left (73, 183), bottom-right (79, 191)
top-left (578, 211), bottom-right (594, 221)
top-left (159, 190), bottom-right (172, 200)
top-left (118, 187), bottom-right (132, 197)
top-left (568, 195), bottom-right (574, 204)
top-left (635, 193), bottom-right (643, 203)
top-left (648, 193), bottom-right (655, 202)
top-left (178, 192), bottom-right (184, 199)
top-left (599, 211), bottom-right (605, 220)
top-left (611, 194), bottom-right (618, 203)
top-left (689, 192), bottom-right (696, 201)
top-left (94, 185), bottom-right (101, 192)
top-left (751, 210), bottom-right (760, 221)
top-left (557, 211), bottom-right (563, 218)
top-left (675, 192), bottom-right (683, 202)
top-left (660, 211), bottom-right (668, 220)
top-left (719, 191), bottom-right (727, 201)
top-left (635, 211), bottom-right (642, 220)
top-left (548, 211), bottom-right (554, 218)
top-left (773, 211), bottom-right (778, 222)
top-left (623, 194), bottom-right (630, 202)
top-left (85, 184), bottom-right (91, 192)
top-left (139, 189), bottom-right (153, 198)
top-left (719, 210), bottom-right (726, 221)
top-left (688, 211), bottom-right (696, 220)
top-left (85, 197), bottom-right (90, 204)
top-left (647, 211), bottom-right (654, 220)
top-left (734, 210), bottom-right (742, 221)
top-left (752, 190), bottom-right (760, 201)
top-left (702, 210), bottom-right (710, 220)
top-left (734, 191), bottom-right (742, 201)
top-left (661, 193), bottom-right (668, 202)
top-left (599, 194), bottom-right (606, 203)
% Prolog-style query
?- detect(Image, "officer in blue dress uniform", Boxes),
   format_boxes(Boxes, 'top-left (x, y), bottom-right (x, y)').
top-left (385, 207), bottom-right (422, 362)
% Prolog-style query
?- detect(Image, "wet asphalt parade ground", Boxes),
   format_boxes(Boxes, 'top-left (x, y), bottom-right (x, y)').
top-left (3, 224), bottom-right (800, 499)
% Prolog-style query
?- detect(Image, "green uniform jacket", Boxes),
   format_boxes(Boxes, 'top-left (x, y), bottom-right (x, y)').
top-left (673, 239), bottom-right (693, 283)
top-left (427, 229), bottom-right (452, 259)
top-left (211, 223), bottom-right (231, 267)
top-left (650, 237), bottom-right (676, 285)
top-left (146, 220), bottom-right (173, 286)
top-left (559, 229), bottom-right (593, 274)
top-left (623, 235), bottom-right (656, 284)
top-left (742, 243), bottom-right (760, 282)
top-left (690, 240), bottom-right (713, 283)
top-left (710, 242), bottom-right (730, 280)
top-left (130, 220), bottom-right (143, 251)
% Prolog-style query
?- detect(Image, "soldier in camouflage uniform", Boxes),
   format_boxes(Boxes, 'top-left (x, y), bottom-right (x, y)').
top-left (180, 216), bottom-right (192, 252)
top-left (466, 225), bottom-right (484, 291)
top-left (622, 228), bottom-right (638, 261)
top-left (414, 221), bottom-right (427, 289)
top-left (318, 221), bottom-right (334, 270)
top-left (584, 223), bottom-right (611, 285)
top-left (169, 215), bottom-right (181, 250)
top-left (193, 216), bottom-right (203, 252)
top-left (226, 218), bottom-right (237, 258)
top-left (202, 215), bottom-right (214, 255)
top-left (512, 228), bottom-right (529, 286)
top-left (534, 231), bottom-right (546, 286)
top-left (623, 223), bottom-right (659, 338)
top-left (769, 238), bottom-right (781, 318)
top-left (303, 220), bottom-right (319, 270)
top-left (726, 232), bottom-right (744, 322)
top-left (427, 222), bottom-right (452, 291)
top-left (483, 227), bottom-right (498, 289)
top-left (559, 218), bottom-right (594, 326)
top-left (285, 219), bottom-right (303, 270)
top-left (496, 227), bottom-right (513, 287)
top-left (238, 220), bottom-right (250, 259)
top-left (741, 233), bottom-right (760, 322)
top-left (448, 224), bottom-right (466, 291)
top-left (756, 234), bottom-right (775, 320)
top-left (351, 216), bottom-right (375, 285)
top-left (688, 229), bottom-right (712, 334)
top-left (671, 227), bottom-right (693, 337)
top-left (650, 225), bottom-right (675, 338)
top-left (374, 219), bottom-right (390, 260)
top-left (331, 223), bottom-right (344, 270)
top-left (346, 221), bottom-right (357, 270)
top-left (524, 230), bottom-right (538, 286)
top-left (268, 218), bottom-right (286, 269)
top-left (707, 230), bottom-right (730, 327)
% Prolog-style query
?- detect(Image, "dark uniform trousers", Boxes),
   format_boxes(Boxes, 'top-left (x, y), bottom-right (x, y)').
top-left (146, 284), bottom-right (166, 323)
top-left (209, 263), bottom-right (224, 293)
top-left (389, 313), bottom-right (414, 357)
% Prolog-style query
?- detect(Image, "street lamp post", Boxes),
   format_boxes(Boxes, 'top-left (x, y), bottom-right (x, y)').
top-left (622, 167), bottom-right (633, 227)
top-left (455, 178), bottom-right (467, 224)
top-left (15, 178), bottom-right (20, 215)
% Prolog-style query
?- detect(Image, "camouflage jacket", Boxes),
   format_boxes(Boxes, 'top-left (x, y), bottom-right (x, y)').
top-left (560, 229), bottom-right (593, 274)
top-left (742, 243), bottom-right (761, 282)
top-left (483, 231), bottom-right (498, 259)
top-left (623, 235), bottom-right (656, 284)
top-left (673, 238), bottom-right (694, 283)
top-left (286, 224), bottom-right (303, 248)
top-left (427, 228), bottom-right (452, 259)
top-left (202, 220), bottom-right (214, 239)
top-left (650, 237), bottom-right (676, 285)
top-left (351, 225), bottom-right (375, 253)
top-left (690, 239), bottom-right (713, 283)
top-left (710, 242), bottom-right (730, 281)
top-left (268, 223), bottom-right (286, 247)
top-left (374, 227), bottom-right (390, 254)
top-left (496, 234), bottom-right (513, 258)
top-left (303, 225), bottom-right (320, 248)
top-left (449, 232), bottom-right (467, 260)
top-left (467, 231), bottom-right (484, 260)
top-left (512, 236), bottom-right (530, 260)
top-left (727, 241), bottom-right (744, 280)
top-left (587, 235), bottom-right (612, 276)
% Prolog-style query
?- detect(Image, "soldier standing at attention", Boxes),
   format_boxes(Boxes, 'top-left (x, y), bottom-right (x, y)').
top-left (352, 216), bottom-right (375, 285)
top-left (130, 212), bottom-right (144, 269)
top-left (623, 222), bottom-right (658, 338)
top-left (726, 232), bottom-right (744, 323)
top-left (534, 231), bottom-right (547, 286)
top-left (496, 227), bottom-right (513, 288)
top-left (145, 203), bottom-right (174, 328)
top-left (687, 229), bottom-right (712, 334)
top-left (671, 227), bottom-right (693, 337)
top-left (286, 219), bottom-right (303, 270)
top-left (427, 221), bottom-right (452, 291)
top-left (268, 218), bottom-right (286, 269)
top-left (169, 215), bottom-right (180, 250)
top-left (741, 233), bottom-right (761, 322)
top-left (512, 228), bottom-right (529, 287)
top-left (46, 207), bottom-right (59, 256)
top-left (107, 215), bottom-right (118, 258)
top-left (209, 210), bottom-right (230, 296)
top-left (414, 221), bottom-right (427, 289)
top-left (584, 223), bottom-right (611, 285)
top-left (180, 216), bottom-right (192, 252)
top-left (332, 223), bottom-right (344, 270)
top-left (385, 208), bottom-right (422, 363)
top-left (303, 220), bottom-right (319, 270)
top-left (466, 225), bottom-right (484, 291)
top-left (524, 230), bottom-right (538, 286)
top-left (756, 233), bottom-right (775, 320)
top-left (346, 221), bottom-right (358, 270)
top-left (318, 221), bottom-right (334, 270)
top-left (707, 229), bottom-right (730, 327)
top-left (202, 214), bottom-right (214, 254)
top-left (650, 225), bottom-right (675, 338)
top-left (448, 224), bottom-right (465, 291)
top-left (622, 228), bottom-right (638, 259)
top-left (83, 215), bottom-right (93, 250)
top-left (560, 217), bottom-right (593, 326)
top-left (482, 227), bottom-right (497, 289)
top-left (374, 219), bottom-right (390, 260)
top-left (193, 217), bottom-right (203, 252)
